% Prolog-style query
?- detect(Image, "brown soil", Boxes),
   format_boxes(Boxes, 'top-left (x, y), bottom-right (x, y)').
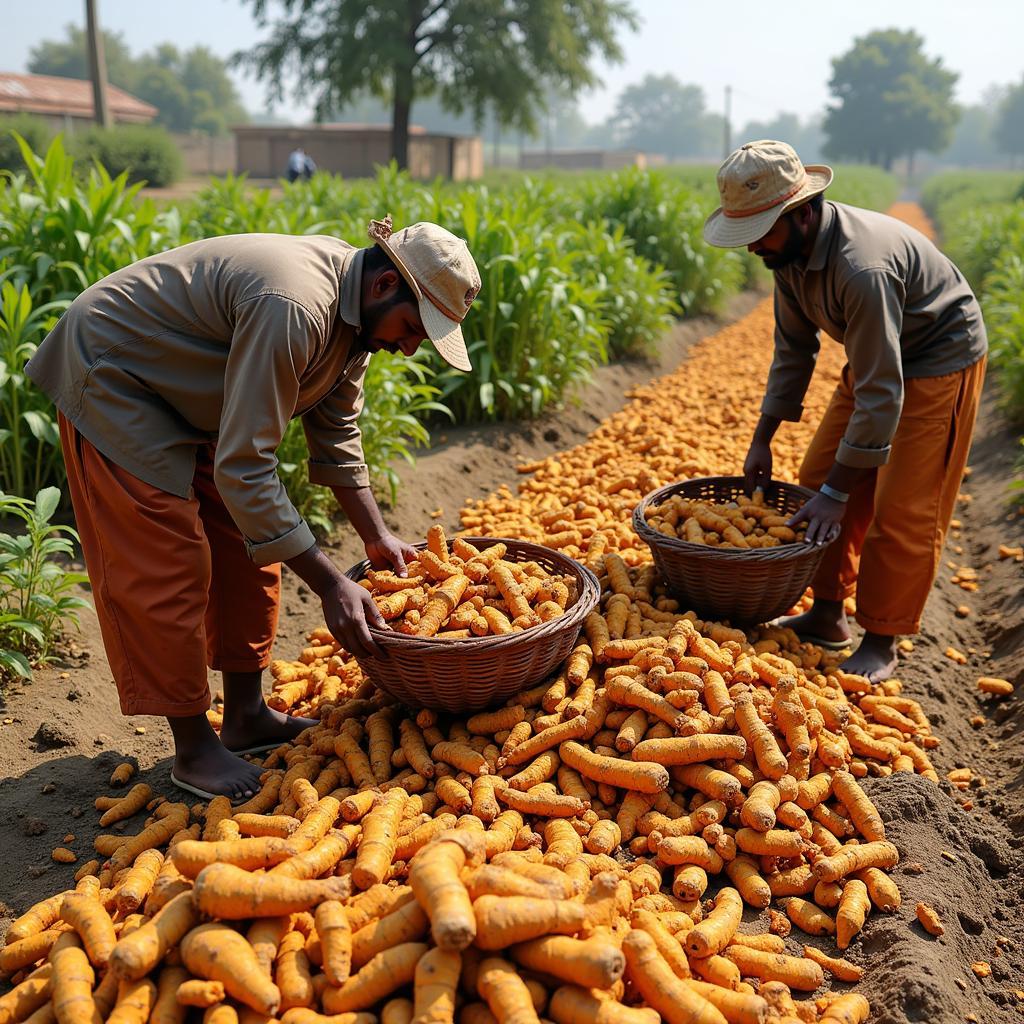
top-left (3, 230), bottom-right (1024, 1020)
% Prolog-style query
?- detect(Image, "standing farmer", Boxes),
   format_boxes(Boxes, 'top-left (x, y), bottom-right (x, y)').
top-left (704, 141), bottom-right (987, 682)
top-left (287, 145), bottom-right (316, 182)
top-left (27, 216), bottom-right (481, 799)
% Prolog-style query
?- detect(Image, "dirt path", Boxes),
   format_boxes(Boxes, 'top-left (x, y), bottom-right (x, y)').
top-left (2, 205), bottom-right (1023, 1021)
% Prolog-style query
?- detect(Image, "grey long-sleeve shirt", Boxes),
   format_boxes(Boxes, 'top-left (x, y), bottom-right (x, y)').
top-left (27, 233), bottom-right (372, 566)
top-left (764, 201), bottom-right (987, 467)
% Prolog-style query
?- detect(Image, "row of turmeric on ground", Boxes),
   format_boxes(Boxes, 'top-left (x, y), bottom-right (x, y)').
top-left (454, 304), bottom-right (846, 565)
top-left (1, 556), bottom-right (941, 1024)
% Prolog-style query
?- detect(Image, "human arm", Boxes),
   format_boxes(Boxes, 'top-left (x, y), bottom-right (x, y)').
top-left (331, 485), bottom-right (419, 576)
top-left (743, 278), bottom-right (821, 493)
top-left (762, 276), bottom-right (822, 423)
top-left (213, 296), bottom-right (386, 657)
top-left (214, 294), bottom-right (323, 565)
top-left (743, 414), bottom-right (781, 494)
top-left (303, 355), bottom-right (418, 575)
top-left (285, 542), bottom-right (385, 659)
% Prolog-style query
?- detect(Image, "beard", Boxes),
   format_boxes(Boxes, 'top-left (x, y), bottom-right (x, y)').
top-left (757, 216), bottom-right (807, 270)
top-left (358, 298), bottom-right (401, 355)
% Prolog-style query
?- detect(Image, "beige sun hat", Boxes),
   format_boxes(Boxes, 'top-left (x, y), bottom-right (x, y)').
top-left (367, 215), bottom-right (481, 372)
top-left (703, 140), bottom-right (833, 248)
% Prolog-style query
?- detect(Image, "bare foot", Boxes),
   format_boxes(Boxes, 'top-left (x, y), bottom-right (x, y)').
top-left (840, 632), bottom-right (899, 683)
top-left (778, 598), bottom-right (852, 647)
top-left (220, 701), bottom-right (318, 754)
top-left (171, 736), bottom-right (265, 801)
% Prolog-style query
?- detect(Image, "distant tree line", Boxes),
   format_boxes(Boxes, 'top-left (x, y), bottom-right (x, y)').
top-left (307, 28), bottom-right (1021, 172)
top-left (28, 24), bottom-right (247, 135)
top-left (20, 11), bottom-right (1023, 171)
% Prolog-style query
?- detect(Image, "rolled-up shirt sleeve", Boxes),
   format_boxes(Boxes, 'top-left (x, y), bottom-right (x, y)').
top-left (836, 269), bottom-right (906, 468)
top-left (214, 293), bottom-right (322, 566)
top-left (303, 351), bottom-right (372, 488)
top-left (762, 276), bottom-right (821, 422)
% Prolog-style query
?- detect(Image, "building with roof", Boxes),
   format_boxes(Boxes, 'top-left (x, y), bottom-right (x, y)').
top-left (0, 71), bottom-right (157, 131)
top-left (233, 123), bottom-right (483, 181)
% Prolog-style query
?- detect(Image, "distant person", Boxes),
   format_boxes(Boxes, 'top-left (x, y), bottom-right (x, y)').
top-left (26, 216), bottom-right (481, 800)
top-left (704, 140), bottom-right (987, 683)
top-left (287, 145), bottom-right (316, 182)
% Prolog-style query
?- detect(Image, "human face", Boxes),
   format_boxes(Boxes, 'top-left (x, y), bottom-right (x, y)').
top-left (748, 208), bottom-right (810, 270)
top-left (360, 273), bottom-right (427, 356)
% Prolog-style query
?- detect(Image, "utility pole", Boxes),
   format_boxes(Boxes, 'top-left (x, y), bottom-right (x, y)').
top-left (723, 85), bottom-right (732, 158)
top-left (85, 0), bottom-right (111, 128)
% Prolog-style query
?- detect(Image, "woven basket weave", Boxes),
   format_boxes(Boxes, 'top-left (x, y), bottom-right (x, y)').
top-left (632, 476), bottom-right (833, 625)
top-left (343, 537), bottom-right (600, 712)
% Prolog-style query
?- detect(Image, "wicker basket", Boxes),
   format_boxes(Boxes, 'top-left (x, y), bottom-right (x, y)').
top-left (343, 537), bottom-right (600, 712)
top-left (632, 476), bottom-right (833, 625)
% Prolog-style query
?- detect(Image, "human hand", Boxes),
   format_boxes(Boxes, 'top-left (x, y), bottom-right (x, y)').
top-left (364, 532), bottom-right (419, 577)
top-left (743, 439), bottom-right (774, 495)
top-left (787, 493), bottom-right (846, 546)
top-left (320, 576), bottom-right (387, 659)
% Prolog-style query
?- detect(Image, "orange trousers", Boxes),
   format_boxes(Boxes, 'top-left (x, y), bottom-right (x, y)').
top-left (798, 358), bottom-right (985, 636)
top-left (59, 414), bottom-right (281, 717)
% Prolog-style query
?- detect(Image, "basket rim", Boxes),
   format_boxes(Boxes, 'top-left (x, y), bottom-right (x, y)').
top-left (343, 535), bottom-right (601, 652)
top-left (632, 475), bottom-right (834, 563)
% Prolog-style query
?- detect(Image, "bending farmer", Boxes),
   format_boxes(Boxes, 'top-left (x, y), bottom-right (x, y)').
top-left (27, 215), bottom-right (481, 799)
top-left (704, 141), bottom-right (987, 682)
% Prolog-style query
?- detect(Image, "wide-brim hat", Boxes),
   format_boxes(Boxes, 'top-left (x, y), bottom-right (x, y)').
top-left (704, 140), bottom-right (833, 248)
top-left (367, 216), bottom-right (480, 372)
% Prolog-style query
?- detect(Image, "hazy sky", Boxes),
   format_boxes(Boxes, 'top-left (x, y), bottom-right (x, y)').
top-left (2, 0), bottom-right (1021, 130)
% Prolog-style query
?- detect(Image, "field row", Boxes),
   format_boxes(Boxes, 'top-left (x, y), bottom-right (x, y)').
top-left (0, 135), bottom-right (899, 515)
top-left (921, 171), bottom-right (1024, 473)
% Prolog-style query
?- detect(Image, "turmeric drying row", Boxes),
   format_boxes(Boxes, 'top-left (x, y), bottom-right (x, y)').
top-left (4, 553), bottom-right (943, 1024)
top-left (457, 302), bottom-right (847, 567)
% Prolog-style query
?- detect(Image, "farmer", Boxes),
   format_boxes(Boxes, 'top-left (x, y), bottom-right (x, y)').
top-left (287, 145), bottom-right (316, 182)
top-left (26, 215), bottom-right (481, 800)
top-left (704, 140), bottom-right (987, 682)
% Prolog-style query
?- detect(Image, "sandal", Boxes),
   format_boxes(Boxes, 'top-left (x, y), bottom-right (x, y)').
top-left (170, 771), bottom-right (253, 804)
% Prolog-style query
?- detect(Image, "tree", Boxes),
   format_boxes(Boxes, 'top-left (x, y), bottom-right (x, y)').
top-left (823, 29), bottom-right (959, 170)
top-left (607, 74), bottom-right (707, 158)
top-left (131, 59), bottom-right (193, 132)
top-left (235, 0), bottom-right (637, 169)
top-left (534, 87), bottom-right (591, 150)
top-left (28, 25), bottom-right (247, 134)
top-left (994, 78), bottom-right (1024, 166)
top-left (738, 112), bottom-right (826, 163)
top-left (940, 88), bottom-right (1005, 169)
top-left (29, 23), bottom-right (137, 87)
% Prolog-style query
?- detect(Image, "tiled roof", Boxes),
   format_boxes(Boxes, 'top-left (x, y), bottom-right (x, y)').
top-left (0, 71), bottom-right (157, 121)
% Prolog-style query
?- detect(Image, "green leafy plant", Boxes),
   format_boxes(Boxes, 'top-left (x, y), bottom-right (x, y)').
top-left (1, 134), bottom-right (183, 307)
top-left (0, 486), bottom-right (90, 683)
top-left (275, 420), bottom-right (335, 538)
top-left (577, 167), bottom-right (746, 316)
top-left (920, 170), bottom-right (1024, 230)
top-left (359, 350), bottom-right (451, 503)
top-left (67, 124), bottom-right (184, 187)
top-left (925, 169), bottom-right (1024, 501)
top-left (981, 247), bottom-right (1024, 424)
top-left (184, 173), bottom-right (344, 236)
top-left (568, 221), bottom-right (678, 359)
top-left (433, 187), bottom-right (608, 420)
top-left (1011, 440), bottom-right (1024, 506)
top-left (276, 350), bottom-right (451, 532)
top-left (0, 116), bottom-right (52, 172)
top-left (0, 280), bottom-right (68, 497)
